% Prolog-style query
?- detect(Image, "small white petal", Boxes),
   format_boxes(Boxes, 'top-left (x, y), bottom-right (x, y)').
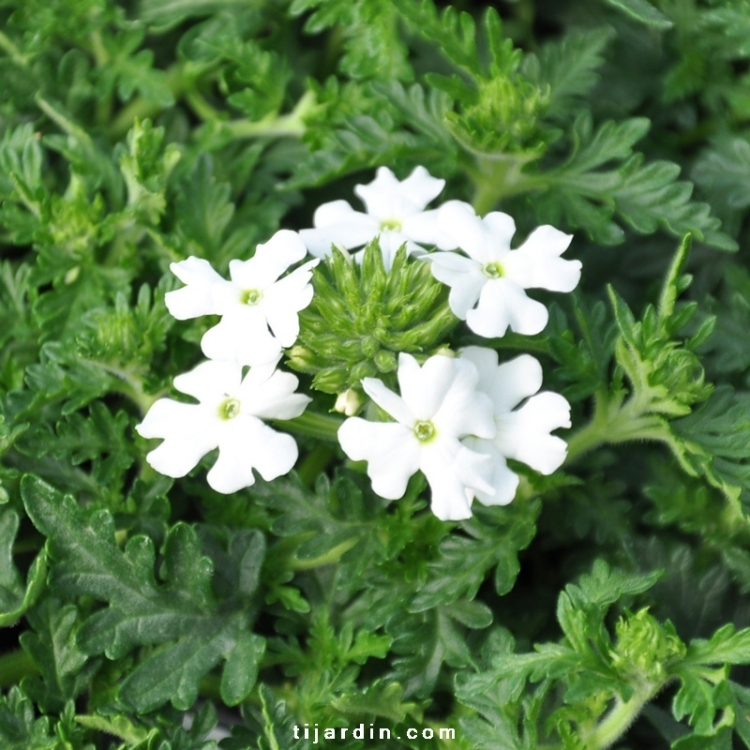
top-left (228, 230), bottom-right (308, 291)
top-left (201, 312), bottom-right (282, 366)
top-left (165, 257), bottom-right (226, 319)
top-left (402, 209), bottom-right (457, 250)
top-left (460, 348), bottom-right (543, 414)
top-left (437, 201), bottom-right (505, 264)
top-left (361, 378), bottom-right (415, 426)
top-left (463, 437), bottom-right (519, 506)
top-left (300, 203), bottom-right (380, 258)
top-left (354, 166), bottom-right (445, 221)
top-left (397, 166), bottom-right (446, 212)
top-left (207, 416), bottom-right (298, 493)
top-left (482, 212), bottom-right (518, 250)
top-left (377, 232), bottom-right (411, 269)
top-left (261, 262), bottom-right (317, 346)
top-left (503, 226), bottom-right (580, 292)
top-left (172, 360), bottom-right (243, 402)
top-left (136, 400), bottom-right (219, 478)
top-left (496, 392), bottom-right (571, 475)
top-left (397, 353), bottom-right (456, 422)
top-left (338, 419), bottom-right (420, 500)
top-left (431, 358), bottom-right (496, 439)
top-left (420, 439), bottom-right (493, 521)
top-left (426, 252), bottom-right (485, 319)
top-left (466, 278), bottom-right (549, 337)
top-left (239, 368), bottom-right (311, 420)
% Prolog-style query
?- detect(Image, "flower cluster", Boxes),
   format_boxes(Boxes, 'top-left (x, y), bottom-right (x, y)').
top-left (137, 166), bottom-right (580, 519)
top-left (136, 231), bottom-right (315, 492)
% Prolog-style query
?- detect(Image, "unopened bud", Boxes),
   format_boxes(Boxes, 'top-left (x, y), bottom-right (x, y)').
top-left (334, 388), bottom-right (363, 416)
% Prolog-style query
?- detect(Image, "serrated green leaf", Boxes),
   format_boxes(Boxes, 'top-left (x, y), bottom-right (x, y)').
top-left (20, 598), bottom-right (99, 713)
top-left (603, 0), bottom-right (673, 29)
top-left (0, 509), bottom-right (46, 627)
top-left (21, 475), bottom-right (264, 711)
top-left (221, 631), bottom-right (265, 707)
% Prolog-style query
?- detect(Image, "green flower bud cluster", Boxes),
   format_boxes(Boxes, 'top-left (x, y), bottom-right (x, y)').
top-left (446, 73), bottom-right (548, 156)
top-left (288, 240), bottom-right (458, 396)
top-left (610, 608), bottom-right (686, 684)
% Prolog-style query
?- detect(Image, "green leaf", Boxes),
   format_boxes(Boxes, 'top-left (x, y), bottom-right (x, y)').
top-left (685, 624), bottom-right (750, 666)
top-left (522, 28), bottom-right (614, 122)
top-left (602, 0), bottom-right (673, 29)
top-left (409, 501), bottom-right (540, 611)
top-left (0, 687), bottom-right (64, 750)
top-left (536, 115), bottom-right (736, 249)
top-left (0, 510), bottom-right (46, 628)
top-left (21, 475), bottom-right (265, 711)
top-left (331, 681), bottom-right (423, 723)
top-left (221, 631), bottom-right (265, 707)
top-left (20, 599), bottom-right (100, 713)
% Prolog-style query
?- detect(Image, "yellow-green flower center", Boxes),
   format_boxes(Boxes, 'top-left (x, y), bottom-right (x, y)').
top-left (414, 420), bottom-right (436, 443)
top-left (241, 288), bottom-right (263, 305)
top-left (219, 397), bottom-right (241, 420)
top-left (380, 219), bottom-right (402, 232)
top-left (483, 261), bottom-right (504, 279)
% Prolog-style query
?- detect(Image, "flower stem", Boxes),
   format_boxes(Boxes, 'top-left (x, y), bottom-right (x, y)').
top-left (274, 411), bottom-right (343, 442)
top-left (469, 153), bottom-right (546, 215)
top-left (581, 683), bottom-right (660, 749)
top-left (564, 390), bottom-right (668, 466)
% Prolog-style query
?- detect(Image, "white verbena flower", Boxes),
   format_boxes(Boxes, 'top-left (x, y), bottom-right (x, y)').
top-left (165, 229), bottom-right (317, 366)
top-left (428, 201), bottom-right (581, 337)
top-left (299, 166), bottom-right (457, 270)
top-left (459, 346), bottom-right (571, 506)
top-left (136, 359), bottom-right (311, 493)
top-left (337, 352), bottom-right (496, 521)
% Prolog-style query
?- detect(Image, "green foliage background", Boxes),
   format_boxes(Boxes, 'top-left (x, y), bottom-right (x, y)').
top-left (3, 0), bottom-right (750, 747)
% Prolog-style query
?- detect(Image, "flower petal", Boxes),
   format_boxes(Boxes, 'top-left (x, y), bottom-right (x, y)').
top-left (420, 438), bottom-right (493, 521)
top-left (354, 166), bottom-right (444, 220)
top-left (502, 226), bottom-right (580, 292)
top-left (495, 391), bottom-right (571, 474)
top-left (432, 358), bottom-right (496, 439)
top-left (402, 209), bottom-right (456, 250)
top-left (172, 360), bottom-right (243, 402)
top-left (437, 201), bottom-right (508, 264)
top-left (207, 416), bottom-right (298, 493)
top-left (300, 202), bottom-right (379, 257)
top-left (165, 257), bottom-right (226, 319)
top-left (239, 367), bottom-right (311, 420)
top-left (361, 378), bottom-right (415, 426)
top-left (136, 399), bottom-right (219, 478)
top-left (201, 312), bottom-right (282, 366)
top-left (397, 353), bottom-right (456, 422)
top-left (466, 278), bottom-right (549, 337)
top-left (338, 418), bottom-right (420, 500)
top-left (426, 252), bottom-right (485, 319)
top-left (229, 230), bottom-right (309, 290)
top-left (460, 348), bottom-right (543, 414)
top-left (261, 261), bottom-right (317, 346)
top-left (462, 437), bottom-right (519, 506)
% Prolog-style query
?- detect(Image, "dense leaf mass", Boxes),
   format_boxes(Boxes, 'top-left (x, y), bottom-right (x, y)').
top-left (2, 0), bottom-right (750, 748)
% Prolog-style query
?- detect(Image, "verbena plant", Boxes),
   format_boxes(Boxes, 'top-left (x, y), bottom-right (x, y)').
top-left (2, 0), bottom-right (750, 748)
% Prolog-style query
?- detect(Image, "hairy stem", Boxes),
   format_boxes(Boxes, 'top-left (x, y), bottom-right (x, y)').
top-left (274, 411), bottom-right (343, 442)
top-left (582, 682), bottom-right (661, 749)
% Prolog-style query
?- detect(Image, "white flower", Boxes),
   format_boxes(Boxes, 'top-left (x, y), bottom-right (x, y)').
top-left (165, 230), bottom-right (317, 366)
top-left (299, 166), bottom-right (456, 270)
top-left (459, 346), bottom-right (571, 507)
top-left (136, 359), bottom-right (310, 493)
top-left (337, 352), bottom-right (496, 521)
top-left (428, 201), bottom-right (581, 337)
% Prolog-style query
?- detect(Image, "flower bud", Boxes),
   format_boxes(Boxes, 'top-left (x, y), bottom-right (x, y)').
top-left (333, 388), bottom-right (363, 416)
